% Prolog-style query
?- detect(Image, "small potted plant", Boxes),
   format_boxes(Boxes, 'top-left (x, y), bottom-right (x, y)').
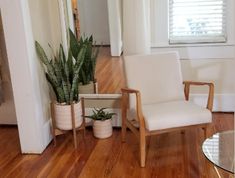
top-left (69, 29), bottom-right (99, 94)
top-left (35, 41), bottom-right (86, 130)
top-left (86, 108), bottom-right (116, 139)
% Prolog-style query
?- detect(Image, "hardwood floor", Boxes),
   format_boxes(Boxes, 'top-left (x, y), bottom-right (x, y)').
top-left (95, 48), bottom-right (125, 94)
top-left (0, 48), bottom-right (234, 178)
top-left (0, 113), bottom-right (234, 178)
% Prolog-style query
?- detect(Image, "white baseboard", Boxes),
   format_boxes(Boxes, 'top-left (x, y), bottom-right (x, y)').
top-left (21, 120), bottom-right (52, 154)
top-left (190, 94), bottom-right (235, 112)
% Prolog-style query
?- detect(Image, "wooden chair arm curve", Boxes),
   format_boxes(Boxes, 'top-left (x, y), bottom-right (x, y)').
top-left (121, 87), bottom-right (140, 94)
top-left (121, 87), bottom-right (145, 128)
top-left (183, 81), bottom-right (214, 111)
top-left (183, 81), bottom-right (214, 87)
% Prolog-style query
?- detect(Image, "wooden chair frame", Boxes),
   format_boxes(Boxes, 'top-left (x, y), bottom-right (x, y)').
top-left (121, 81), bottom-right (214, 167)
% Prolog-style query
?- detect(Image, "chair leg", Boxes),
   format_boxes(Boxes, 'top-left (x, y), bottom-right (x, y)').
top-left (121, 123), bottom-right (127, 142)
top-left (146, 136), bottom-right (151, 148)
top-left (81, 97), bottom-right (86, 139)
top-left (140, 132), bottom-right (146, 167)
top-left (71, 103), bottom-right (77, 149)
top-left (121, 94), bottom-right (127, 142)
top-left (72, 127), bottom-right (77, 149)
top-left (121, 113), bottom-right (127, 142)
top-left (203, 124), bottom-right (211, 139)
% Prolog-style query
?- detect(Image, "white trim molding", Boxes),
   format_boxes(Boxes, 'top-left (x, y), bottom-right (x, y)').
top-left (66, 0), bottom-right (75, 33)
top-left (58, 0), bottom-right (69, 54)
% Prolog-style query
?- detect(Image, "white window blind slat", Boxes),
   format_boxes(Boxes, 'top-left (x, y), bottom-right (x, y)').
top-left (169, 0), bottom-right (227, 44)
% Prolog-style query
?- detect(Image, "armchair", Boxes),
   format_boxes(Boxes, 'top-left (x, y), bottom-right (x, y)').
top-left (121, 52), bottom-right (214, 167)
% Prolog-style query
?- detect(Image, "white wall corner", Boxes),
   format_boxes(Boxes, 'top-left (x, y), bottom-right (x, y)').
top-left (66, 0), bottom-right (75, 33)
top-left (107, 0), bottom-right (123, 56)
top-left (58, 0), bottom-right (69, 54)
top-left (1, 0), bottom-right (52, 153)
top-left (42, 120), bottom-right (53, 151)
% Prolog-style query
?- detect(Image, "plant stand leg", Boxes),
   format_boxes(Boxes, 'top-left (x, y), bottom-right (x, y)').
top-left (50, 102), bottom-right (57, 146)
top-left (94, 80), bottom-right (98, 94)
top-left (71, 103), bottom-right (77, 148)
top-left (81, 97), bottom-right (86, 138)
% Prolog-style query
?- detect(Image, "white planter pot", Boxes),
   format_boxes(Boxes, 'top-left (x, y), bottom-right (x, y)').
top-left (93, 119), bottom-right (113, 139)
top-left (54, 101), bottom-right (83, 130)
top-left (79, 81), bottom-right (98, 94)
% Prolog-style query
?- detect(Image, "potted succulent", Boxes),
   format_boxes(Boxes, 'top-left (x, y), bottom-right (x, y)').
top-left (35, 41), bottom-right (86, 130)
top-left (86, 108), bottom-right (116, 139)
top-left (69, 29), bottom-right (99, 94)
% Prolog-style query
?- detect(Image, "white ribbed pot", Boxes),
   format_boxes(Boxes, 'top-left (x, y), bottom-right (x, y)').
top-left (54, 101), bottom-right (83, 130)
top-left (79, 81), bottom-right (98, 94)
top-left (93, 119), bottom-right (113, 139)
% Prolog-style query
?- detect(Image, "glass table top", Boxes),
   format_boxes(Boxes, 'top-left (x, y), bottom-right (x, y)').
top-left (202, 130), bottom-right (235, 174)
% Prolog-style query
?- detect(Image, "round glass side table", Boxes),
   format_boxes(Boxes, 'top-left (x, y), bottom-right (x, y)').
top-left (202, 130), bottom-right (234, 177)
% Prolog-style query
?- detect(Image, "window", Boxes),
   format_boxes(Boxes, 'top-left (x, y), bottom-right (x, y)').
top-left (169, 0), bottom-right (227, 44)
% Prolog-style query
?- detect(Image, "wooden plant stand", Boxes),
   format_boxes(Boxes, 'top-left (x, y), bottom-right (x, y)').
top-left (50, 99), bottom-right (86, 149)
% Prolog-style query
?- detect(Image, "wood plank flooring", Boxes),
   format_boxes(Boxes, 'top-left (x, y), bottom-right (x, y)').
top-left (0, 113), bottom-right (233, 178)
top-left (0, 48), bottom-right (234, 178)
top-left (95, 48), bottom-right (125, 94)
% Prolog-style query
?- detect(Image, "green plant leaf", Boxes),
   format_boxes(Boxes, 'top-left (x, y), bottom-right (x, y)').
top-left (85, 108), bottom-right (116, 121)
top-left (69, 46), bottom-right (86, 102)
top-left (35, 39), bottom-right (87, 104)
top-left (69, 28), bottom-right (80, 59)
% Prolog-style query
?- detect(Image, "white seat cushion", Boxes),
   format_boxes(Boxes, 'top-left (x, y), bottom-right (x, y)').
top-left (142, 100), bottom-right (212, 131)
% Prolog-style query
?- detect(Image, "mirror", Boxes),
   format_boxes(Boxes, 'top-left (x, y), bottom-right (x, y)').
top-left (59, 0), bottom-right (124, 94)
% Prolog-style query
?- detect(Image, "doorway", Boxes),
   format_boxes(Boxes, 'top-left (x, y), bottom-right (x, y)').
top-left (0, 14), bottom-right (17, 125)
top-left (0, 12), bottom-right (21, 161)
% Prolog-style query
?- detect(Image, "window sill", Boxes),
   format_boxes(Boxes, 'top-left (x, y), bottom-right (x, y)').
top-left (151, 43), bottom-right (235, 60)
top-left (151, 42), bottom-right (235, 48)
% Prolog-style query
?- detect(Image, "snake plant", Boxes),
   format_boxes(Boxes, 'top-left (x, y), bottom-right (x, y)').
top-left (85, 108), bottom-right (116, 121)
top-left (69, 29), bottom-right (99, 85)
top-left (35, 41), bottom-right (86, 104)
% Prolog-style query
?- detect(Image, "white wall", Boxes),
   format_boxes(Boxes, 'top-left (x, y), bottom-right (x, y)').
top-left (152, 49), bottom-right (235, 112)
top-left (27, 0), bottom-right (63, 151)
top-left (28, 0), bottom-right (62, 123)
top-left (29, 0), bottom-right (62, 52)
top-left (78, 0), bottom-right (110, 44)
top-left (181, 59), bottom-right (235, 111)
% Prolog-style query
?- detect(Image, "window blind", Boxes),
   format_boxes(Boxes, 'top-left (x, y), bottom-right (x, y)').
top-left (169, 0), bottom-right (227, 44)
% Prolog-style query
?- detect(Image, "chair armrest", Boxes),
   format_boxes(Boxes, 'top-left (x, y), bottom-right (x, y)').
top-left (183, 81), bottom-right (214, 111)
top-left (121, 87), bottom-right (145, 125)
top-left (121, 87), bottom-right (140, 94)
top-left (183, 81), bottom-right (214, 86)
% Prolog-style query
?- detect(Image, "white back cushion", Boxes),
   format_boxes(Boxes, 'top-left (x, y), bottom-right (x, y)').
top-left (124, 52), bottom-right (184, 106)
